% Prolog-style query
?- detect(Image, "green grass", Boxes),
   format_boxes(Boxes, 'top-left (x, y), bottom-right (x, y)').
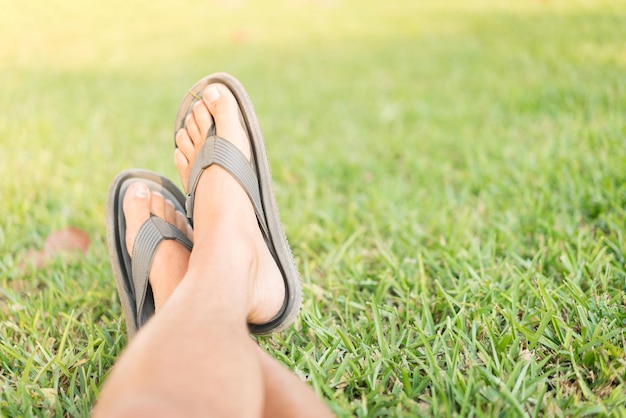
top-left (1, 0), bottom-right (626, 416)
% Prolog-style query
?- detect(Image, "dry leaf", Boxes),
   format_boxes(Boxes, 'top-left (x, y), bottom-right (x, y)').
top-left (43, 226), bottom-right (90, 255)
top-left (18, 226), bottom-right (91, 272)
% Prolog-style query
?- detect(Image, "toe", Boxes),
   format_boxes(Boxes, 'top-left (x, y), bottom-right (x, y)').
top-left (175, 129), bottom-right (195, 158)
top-left (150, 192), bottom-right (166, 219)
top-left (174, 210), bottom-right (193, 242)
top-left (164, 199), bottom-right (176, 224)
top-left (174, 149), bottom-right (191, 191)
top-left (184, 114), bottom-right (202, 146)
top-left (191, 100), bottom-right (214, 140)
top-left (122, 182), bottom-right (152, 255)
top-left (202, 84), bottom-right (251, 161)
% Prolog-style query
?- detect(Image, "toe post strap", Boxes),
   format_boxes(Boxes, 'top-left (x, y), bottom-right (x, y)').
top-left (131, 216), bottom-right (193, 321)
top-left (185, 135), bottom-right (269, 238)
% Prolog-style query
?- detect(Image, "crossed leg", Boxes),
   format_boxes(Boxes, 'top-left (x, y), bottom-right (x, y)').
top-left (93, 84), bottom-right (333, 417)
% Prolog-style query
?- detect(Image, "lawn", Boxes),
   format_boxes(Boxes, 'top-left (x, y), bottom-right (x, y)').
top-left (1, 0), bottom-right (625, 416)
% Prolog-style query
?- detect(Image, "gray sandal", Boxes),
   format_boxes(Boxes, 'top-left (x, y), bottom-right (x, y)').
top-left (175, 72), bottom-right (302, 335)
top-left (106, 169), bottom-right (193, 338)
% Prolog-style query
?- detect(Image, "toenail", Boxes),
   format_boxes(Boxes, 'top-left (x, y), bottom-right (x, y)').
top-left (204, 86), bottom-right (220, 102)
top-left (134, 183), bottom-right (149, 198)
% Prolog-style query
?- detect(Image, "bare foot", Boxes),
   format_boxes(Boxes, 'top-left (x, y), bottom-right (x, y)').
top-left (174, 84), bottom-right (285, 324)
top-left (123, 182), bottom-right (193, 311)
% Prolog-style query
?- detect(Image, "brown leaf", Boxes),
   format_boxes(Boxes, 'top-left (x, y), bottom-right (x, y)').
top-left (43, 226), bottom-right (90, 256)
top-left (18, 226), bottom-right (91, 272)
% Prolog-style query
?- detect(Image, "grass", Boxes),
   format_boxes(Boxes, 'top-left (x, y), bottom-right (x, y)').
top-left (1, 0), bottom-right (625, 416)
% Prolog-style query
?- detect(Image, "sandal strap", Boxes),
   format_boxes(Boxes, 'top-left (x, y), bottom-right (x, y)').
top-left (185, 135), bottom-right (269, 239)
top-left (131, 216), bottom-right (193, 320)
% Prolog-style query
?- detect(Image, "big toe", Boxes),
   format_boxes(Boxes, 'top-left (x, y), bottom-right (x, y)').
top-left (202, 84), bottom-right (251, 161)
top-left (122, 182), bottom-right (152, 255)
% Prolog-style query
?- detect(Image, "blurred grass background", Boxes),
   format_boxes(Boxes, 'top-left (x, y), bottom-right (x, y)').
top-left (1, 0), bottom-right (625, 416)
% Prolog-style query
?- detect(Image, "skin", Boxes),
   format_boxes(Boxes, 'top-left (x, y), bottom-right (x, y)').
top-left (93, 84), bottom-right (334, 418)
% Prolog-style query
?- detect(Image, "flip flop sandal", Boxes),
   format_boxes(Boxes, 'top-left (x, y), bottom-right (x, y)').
top-left (174, 72), bottom-right (302, 335)
top-left (106, 169), bottom-right (193, 338)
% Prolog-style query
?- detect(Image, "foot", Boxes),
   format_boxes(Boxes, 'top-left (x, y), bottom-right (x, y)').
top-left (123, 182), bottom-right (193, 311)
top-left (174, 83), bottom-right (285, 325)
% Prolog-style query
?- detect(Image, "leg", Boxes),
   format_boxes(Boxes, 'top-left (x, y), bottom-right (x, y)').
top-left (256, 345), bottom-right (334, 418)
top-left (94, 84), bottom-right (333, 417)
